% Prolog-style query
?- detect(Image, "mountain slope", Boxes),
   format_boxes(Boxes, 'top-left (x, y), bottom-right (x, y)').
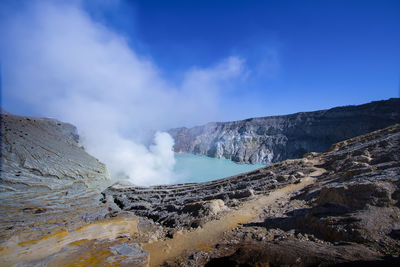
top-left (0, 111), bottom-right (110, 241)
top-left (0, 111), bottom-right (150, 266)
top-left (169, 98), bottom-right (400, 164)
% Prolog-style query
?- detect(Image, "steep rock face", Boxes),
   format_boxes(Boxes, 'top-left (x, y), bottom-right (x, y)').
top-left (169, 98), bottom-right (400, 164)
top-left (0, 111), bottom-right (111, 241)
top-left (0, 111), bottom-right (151, 266)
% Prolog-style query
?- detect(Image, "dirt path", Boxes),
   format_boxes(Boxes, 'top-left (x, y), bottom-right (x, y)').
top-left (142, 162), bottom-right (326, 266)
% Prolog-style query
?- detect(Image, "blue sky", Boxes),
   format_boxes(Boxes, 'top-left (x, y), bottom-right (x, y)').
top-left (1, 0), bottom-right (400, 121)
top-left (82, 0), bottom-right (400, 117)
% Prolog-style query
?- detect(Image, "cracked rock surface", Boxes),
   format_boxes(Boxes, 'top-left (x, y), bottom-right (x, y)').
top-left (0, 111), bottom-right (111, 241)
top-left (103, 157), bottom-right (314, 230)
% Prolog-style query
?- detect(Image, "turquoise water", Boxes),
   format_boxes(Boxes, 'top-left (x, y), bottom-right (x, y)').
top-left (173, 153), bottom-right (265, 183)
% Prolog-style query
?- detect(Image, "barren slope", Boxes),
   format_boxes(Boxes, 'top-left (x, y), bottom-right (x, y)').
top-left (169, 98), bottom-right (400, 164)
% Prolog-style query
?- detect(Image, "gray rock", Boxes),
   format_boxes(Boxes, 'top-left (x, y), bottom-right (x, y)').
top-left (169, 98), bottom-right (400, 164)
top-left (0, 111), bottom-right (111, 241)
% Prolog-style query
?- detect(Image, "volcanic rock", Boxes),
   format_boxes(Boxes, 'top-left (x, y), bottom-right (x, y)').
top-left (169, 98), bottom-right (400, 164)
top-left (2, 107), bottom-right (400, 266)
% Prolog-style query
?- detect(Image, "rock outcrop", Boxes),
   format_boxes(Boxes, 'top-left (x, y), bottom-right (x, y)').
top-left (0, 112), bottom-right (111, 240)
top-left (103, 157), bottom-right (314, 229)
top-left (169, 98), bottom-right (400, 164)
top-left (0, 112), bottom-right (150, 266)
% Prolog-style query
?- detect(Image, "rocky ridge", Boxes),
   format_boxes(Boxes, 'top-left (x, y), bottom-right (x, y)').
top-left (0, 112), bottom-right (112, 241)
top-left (103, 157), bottom-right (315, 230)
top-left (0, 112), bottom-right (151, 266)
top-left (169, 98), bottom-right (400, 164)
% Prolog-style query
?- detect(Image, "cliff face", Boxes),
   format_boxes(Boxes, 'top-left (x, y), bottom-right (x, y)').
top-left (0, 112), bottom-right (110, 241)
top-left (169, 98), bottom-right (400, 164)
top-left (0, 112), bottom-right (149, 266)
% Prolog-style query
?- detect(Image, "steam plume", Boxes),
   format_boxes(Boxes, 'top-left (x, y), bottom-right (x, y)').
top-left (0, 0), bottom-right (246, 185)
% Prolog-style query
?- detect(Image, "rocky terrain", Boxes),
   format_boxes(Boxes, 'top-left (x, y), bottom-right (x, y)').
top-left (0, 111), bottom-right (112, 241)
top-left (198, 124), bottom-right (400, 266)
top-left (1, 108), bottom-right (399, 266)
top-left (169, 98), bottom-right (400, 164)
top-left (104, 124), bottom-right (400, 266)
top-left (0, 111), bottom-right (149, 266)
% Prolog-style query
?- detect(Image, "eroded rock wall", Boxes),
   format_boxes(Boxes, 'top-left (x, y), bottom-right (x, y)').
top-left (0, 112), bottom-right (111, 241)
top-left (169, 98), bottom-right (400, 164)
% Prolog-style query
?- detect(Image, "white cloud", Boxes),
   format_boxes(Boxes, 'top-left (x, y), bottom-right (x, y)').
top-left (0, 0), bottom-right (247, 185)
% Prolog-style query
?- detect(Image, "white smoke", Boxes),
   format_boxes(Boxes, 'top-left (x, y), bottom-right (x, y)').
top-left (0, 0), bottom-right (247, 185)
